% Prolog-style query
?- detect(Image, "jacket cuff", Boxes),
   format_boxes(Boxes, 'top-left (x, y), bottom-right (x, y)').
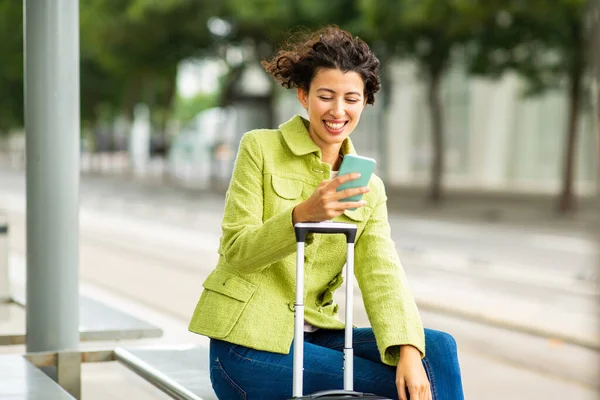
top-left (380, 330), bottom-right (426, 366)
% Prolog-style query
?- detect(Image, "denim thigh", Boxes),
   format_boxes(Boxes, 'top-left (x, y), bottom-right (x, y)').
top-left (209, 328), bottom-right (463, 400)
top-left (209, 335), bottom-right (397, 400)
top-left (306, 327), bottom-right (464, 400)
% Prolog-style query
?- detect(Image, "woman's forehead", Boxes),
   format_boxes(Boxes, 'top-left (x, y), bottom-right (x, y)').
top-left (311, 68), bottom-right (364, 94)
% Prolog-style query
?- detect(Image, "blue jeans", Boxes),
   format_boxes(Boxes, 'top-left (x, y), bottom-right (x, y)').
top-left (209, 328), bottom-right (464, 399)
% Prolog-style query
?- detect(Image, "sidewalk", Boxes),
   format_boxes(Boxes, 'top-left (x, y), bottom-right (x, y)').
top-left (385, 186), bottom-right (600, 238)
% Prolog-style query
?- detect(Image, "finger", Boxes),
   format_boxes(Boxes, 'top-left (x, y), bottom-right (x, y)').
top-left (334, 186), bottom-right (370, 201)
top-left (330, 172), bottom-right (361, 188)
top-left (408, 382), bottom-right (430, 400)
top-left (417, 385), bottom-right (428, 400)
top-left (331, 200), bottom-right (367, 210)
top-left (405, 384), bottom-right (418, 400)
top-left (419, 384), bottom-right (431, 400)
top-left (397, 378), bottom-right (408, 400)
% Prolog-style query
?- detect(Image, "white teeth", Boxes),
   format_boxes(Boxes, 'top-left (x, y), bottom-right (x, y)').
top-left (325, 121), bottom-right (345, 130)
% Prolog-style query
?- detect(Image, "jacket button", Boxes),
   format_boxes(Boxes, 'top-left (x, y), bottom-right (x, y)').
top-left (306, 234), bottom-right (314, 245)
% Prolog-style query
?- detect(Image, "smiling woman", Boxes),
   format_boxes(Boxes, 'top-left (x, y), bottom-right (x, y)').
top-left (188, 25), bottom-right (465, 400)
top-left (297, 68), bottom-right (366, 168)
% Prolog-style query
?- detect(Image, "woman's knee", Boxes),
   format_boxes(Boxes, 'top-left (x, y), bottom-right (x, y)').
top-left (422, 329), bottom-right (464, 397)
top-left (424, 329), bottom-right (458, 357)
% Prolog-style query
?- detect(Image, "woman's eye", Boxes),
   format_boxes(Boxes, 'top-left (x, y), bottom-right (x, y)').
top-left (318, 96), bottom-right (333, 101)
top-left (346, 99), bottom-right (359, 103)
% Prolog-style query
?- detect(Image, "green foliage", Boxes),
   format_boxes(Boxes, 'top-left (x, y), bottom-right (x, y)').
top-left (360, 0), bottom-right (481, 76)
top-left (467, 0), bottom-right (589, 95)
top-left (0, 0), bottom-right (223, 132)
top-left (80, 0), bottom-right (221, 123)
top-left (222, 0), bottom-right (366, 53)
top-left (0, 1), bottom-right (23, 133)
top-left (174, 92), bottom-right (218, 126)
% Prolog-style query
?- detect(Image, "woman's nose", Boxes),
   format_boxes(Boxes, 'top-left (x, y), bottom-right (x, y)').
top-left (330, 100), bottom-right (345, 118)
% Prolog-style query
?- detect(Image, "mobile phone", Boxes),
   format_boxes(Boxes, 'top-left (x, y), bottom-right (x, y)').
top-left (336, 154), bottom-right (377, 208)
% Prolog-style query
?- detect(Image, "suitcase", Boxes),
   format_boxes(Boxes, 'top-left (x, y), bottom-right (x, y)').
top-left (290, 222), bottom-right (392, 399)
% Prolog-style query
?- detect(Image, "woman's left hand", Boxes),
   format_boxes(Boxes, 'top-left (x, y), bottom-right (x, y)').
top-left (395, 345), bottom-right (431, 400)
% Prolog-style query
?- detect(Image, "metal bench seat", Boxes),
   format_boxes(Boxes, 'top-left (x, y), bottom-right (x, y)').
top-left (0, 292), bottom-right (163, 346)
top-left (115, 344), bottom-right (217, 400)
top-left (0, 354), bottom-right (75, 399)
top-left (14, 345), bottom-right (217, 400)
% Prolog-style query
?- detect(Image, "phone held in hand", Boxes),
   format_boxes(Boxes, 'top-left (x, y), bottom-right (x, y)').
top-left (336, 154), bottom-right (377, 209)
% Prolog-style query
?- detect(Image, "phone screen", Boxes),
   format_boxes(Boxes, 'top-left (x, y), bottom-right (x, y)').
top-left (336, 154), bottom-right (377, 206)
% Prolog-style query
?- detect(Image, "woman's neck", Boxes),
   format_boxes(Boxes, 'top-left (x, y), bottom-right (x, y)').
top-left (307, 125), bottom-right (343, 170)
top-left (322, 147), bottom-right (343, 170)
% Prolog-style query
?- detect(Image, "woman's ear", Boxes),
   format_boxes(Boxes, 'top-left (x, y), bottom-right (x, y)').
top-left (297, 87), bottom-right (308, 110)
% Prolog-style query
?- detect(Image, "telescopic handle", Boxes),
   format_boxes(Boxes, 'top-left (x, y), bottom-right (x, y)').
top-left (294, 222), bottom-right (357, 243)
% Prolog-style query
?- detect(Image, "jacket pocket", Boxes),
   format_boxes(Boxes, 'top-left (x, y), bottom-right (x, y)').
top-left (271, 175), bottom-right (303, 200)
top-left (190, 269), bottom-right (257, 338)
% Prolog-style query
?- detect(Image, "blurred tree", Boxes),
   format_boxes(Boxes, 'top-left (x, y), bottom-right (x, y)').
top-left (360, 0), bottom-right (483, 203)
top-left (80, 0), bottom-right (220, 134)
top-left (588, 0), bottom-right (600, 156)
top-left (222, 0), bottom-right (367, 56)
top-left (0, 0), bottom-right (23, 134)
top-left (468, 0), bottom-right (590, 213)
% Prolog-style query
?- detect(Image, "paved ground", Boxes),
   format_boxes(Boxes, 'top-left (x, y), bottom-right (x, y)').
top-left (0, 167), bottom-right (599, 399)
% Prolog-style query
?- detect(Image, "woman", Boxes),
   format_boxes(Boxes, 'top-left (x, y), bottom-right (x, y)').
top-left (189, 26), bottom-right (464, 400)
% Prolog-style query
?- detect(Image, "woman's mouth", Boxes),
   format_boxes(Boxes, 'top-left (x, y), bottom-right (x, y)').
top-left (323, 120), bottom-right (348, 134)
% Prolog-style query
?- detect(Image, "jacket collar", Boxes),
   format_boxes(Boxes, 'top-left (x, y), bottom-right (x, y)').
top-left (279, 115), bottom-right (357, 157)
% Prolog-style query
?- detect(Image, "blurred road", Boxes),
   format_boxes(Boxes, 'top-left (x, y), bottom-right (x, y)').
top-left (1, 169), bottom-right (599, 399)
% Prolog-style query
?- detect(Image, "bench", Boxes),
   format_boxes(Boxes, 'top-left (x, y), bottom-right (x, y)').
top-left (9, 345), bottom-right (216, 400)
top-left (0, 291), bottom-right (163, 346)
top-left (115, 344), bottom-right (217, 400)
top-left (0, 354), bottom-right (75, 399)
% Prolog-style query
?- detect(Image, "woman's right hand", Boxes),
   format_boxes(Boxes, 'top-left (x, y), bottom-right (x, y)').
top-left (292, 173), bottom-right (370, 223)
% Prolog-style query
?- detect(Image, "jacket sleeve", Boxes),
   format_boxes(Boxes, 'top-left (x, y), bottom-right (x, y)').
top-left (354, 182), bottom-right (425, 365)
top-left (218, 132), bottom-right (297, 274)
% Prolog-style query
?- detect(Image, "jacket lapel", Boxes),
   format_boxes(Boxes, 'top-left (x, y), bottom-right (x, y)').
top-left (279, 115), bottom-right (321, 156)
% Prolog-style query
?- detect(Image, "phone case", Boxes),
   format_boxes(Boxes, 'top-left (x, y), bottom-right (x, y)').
top-left (336, 154), bottom-right (377, 209)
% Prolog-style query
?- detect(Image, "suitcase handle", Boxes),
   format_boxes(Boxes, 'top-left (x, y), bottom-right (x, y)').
top-left (294, 222), bottom-right (357, 243)
top-left (293, 222), bottom-right (357, 397)
top-left (305, 389), bottom-right (371, 398)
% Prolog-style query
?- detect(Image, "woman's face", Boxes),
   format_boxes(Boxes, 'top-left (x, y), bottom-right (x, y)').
top-left (297, 68), bottom-right (366, 153)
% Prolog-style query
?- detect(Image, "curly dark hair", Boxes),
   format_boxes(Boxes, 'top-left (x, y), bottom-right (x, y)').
top-left (261, 26), bottom-right (381, 105)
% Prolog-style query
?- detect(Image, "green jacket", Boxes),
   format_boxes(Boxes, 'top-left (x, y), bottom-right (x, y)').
top-left (188, 115), bottom-right (425, 365)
